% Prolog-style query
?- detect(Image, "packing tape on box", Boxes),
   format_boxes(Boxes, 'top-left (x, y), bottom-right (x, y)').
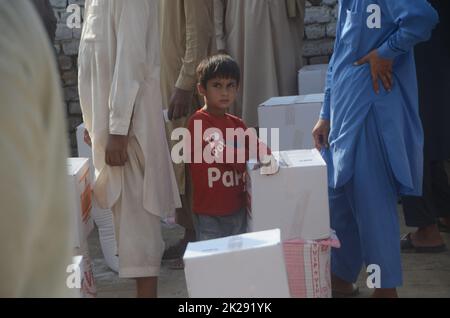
top-left (285, 107), bottom-right (296, 126)
top-left (228, 236), bottom-right (244, 250)
top-left (279, 152), bottom-right (292, 168)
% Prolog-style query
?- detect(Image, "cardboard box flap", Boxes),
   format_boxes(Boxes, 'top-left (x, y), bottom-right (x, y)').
top-left (247, 159), bottom-right (258, 171)
top-left (298, 64), bottom-right (328, 73)
top-left (184, 229), bottom-right (281, 259)
top-left (260, 94), bottom-right (324, 107)
top-left (67, 158), bottom-right (89, 176)
top-left (273, 149), bottom-right (326, 168)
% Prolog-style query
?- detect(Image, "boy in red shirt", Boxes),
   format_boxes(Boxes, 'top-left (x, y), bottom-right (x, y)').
top-left (187, 54), bottom-right (277, 241)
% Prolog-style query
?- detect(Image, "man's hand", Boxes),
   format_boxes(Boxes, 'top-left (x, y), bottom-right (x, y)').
top-left (312, 119), bottom-right (331, 150)
top-left (168, 87), bottom-right (192, 121)
top-left (105, 134), bottom-right (129, 167)
top-left (354, 49), bottom-right (394, 94)
top-left (84, 129), bottom-right (92, 147)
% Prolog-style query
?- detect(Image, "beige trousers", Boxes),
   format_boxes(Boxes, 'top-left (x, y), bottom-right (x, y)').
top-left (111, 136), bottom-right (164, 278)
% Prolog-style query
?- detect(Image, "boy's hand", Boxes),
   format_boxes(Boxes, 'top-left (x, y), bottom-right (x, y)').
top-left (168, 87), bottom-right (192, 120)
top-left (84, 129), bottom-right (92, 147)
top-left (260, 154), bottom-right (279, 176)
top-left (105, 134), bottom-right (129, 167)
top-left (354, 49), bottom-right (393, 94)
top-left (312, 119), bottom-right (330, 150)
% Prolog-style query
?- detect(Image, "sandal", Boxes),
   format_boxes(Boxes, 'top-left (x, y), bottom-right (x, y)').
top-left (167, 258), bottom-right (185, 270)
top-left (162, 240), bottom-right (188, 260)
top-left (401, 233), bottom-right (447, 254)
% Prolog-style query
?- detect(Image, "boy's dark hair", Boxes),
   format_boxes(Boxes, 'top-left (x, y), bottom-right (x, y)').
top-left (197, 54), bottom-right (241, 88)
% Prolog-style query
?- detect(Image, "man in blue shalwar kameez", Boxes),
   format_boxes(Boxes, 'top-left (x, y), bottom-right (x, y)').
top-left (313, 0), bottom-right (438, 298)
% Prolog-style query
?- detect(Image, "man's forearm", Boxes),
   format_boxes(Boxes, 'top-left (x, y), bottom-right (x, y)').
top-left (176, 0), bottom-right (214, 91)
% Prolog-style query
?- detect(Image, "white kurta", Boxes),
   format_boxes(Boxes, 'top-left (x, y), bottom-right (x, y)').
top-left (0, 0), bottom-right (74, 297)
top-left (78, 0), bottom-right (181, 218)
top-left (215, 0), bottom-right (307, 127)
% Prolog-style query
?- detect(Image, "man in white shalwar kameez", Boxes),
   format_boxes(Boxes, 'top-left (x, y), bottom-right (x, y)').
top-left (78, 0), bottom-right (181, 298)
top-left (214, 0), bottom-right (320, 127)
top-left (1, 0), bottom-right (74, 297)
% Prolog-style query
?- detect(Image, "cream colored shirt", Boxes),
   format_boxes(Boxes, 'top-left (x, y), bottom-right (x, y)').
top-left (0, 0), bottom-right (74, 297)
top-left (78, 0), bottom-right (181, 216)
top-left (214, 0), bottom-right (311, 127)
top-left (160, 0), bottom-right (216, 108)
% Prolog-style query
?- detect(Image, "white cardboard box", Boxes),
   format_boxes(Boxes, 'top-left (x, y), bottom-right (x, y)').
top-left (298, 64), bottom-right (328, 95)
top-left (76, 124), bottom-right (119, 273)
top-left (67, 158), bottom-right (94, 249)
top-left (76, 123), bottom-right (92, 159)
top-left (258, 94), bottom-right (324, 151)
top-left (246, 149), bottom-right (330, 241)
top-left (184, 229), bottom-right (290, 298)
top-left (72, 245), bottom-right (97, 298)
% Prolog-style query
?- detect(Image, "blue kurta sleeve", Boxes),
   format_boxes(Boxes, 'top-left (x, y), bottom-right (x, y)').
top-left (377, 0), bottom-right (439, 60)
top-left (320, 52), bottom-right (336, 120)
top-left (320, 66), bottom-right (332, 120)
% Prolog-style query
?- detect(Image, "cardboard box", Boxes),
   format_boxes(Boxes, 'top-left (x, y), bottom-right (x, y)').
top-left (67, 158), bottom-right (94, 249)
top-left (76, 124), bottom-right (119, 273)
top-left (283, 236), bottom-right (339, 298)
top-left (258, 94), bottom-right (324, 151)
top-left (76, 123), bottom-right (92, 159)
top-left (298, 64), bottom-right (328, 95)
top-left (70, 255), bottom-right (83, 297)
top-left (246, 149), bottom-right (330, 241)
top-left (184, 229), bottom-right (290, 298)
top-left (72, 244), bottom-right (97, 298)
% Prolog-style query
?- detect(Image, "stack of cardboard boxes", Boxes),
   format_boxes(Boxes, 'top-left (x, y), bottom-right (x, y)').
top-left (248, 149), bottom-right (333, 298)
top-left (76, 124), bottom-right (119, 274)
top-left (67, 158), bottom-right (96, 297)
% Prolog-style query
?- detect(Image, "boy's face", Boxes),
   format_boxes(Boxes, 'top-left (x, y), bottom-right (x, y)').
top-left (198, 77), bottom-right (239, 111)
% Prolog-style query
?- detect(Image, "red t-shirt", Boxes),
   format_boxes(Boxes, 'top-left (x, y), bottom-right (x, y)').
top-left (187, 109), bottom-right (269, 216)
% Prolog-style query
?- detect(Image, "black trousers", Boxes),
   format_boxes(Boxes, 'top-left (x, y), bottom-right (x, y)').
top-left (402, 160), bottom-right (450, 227)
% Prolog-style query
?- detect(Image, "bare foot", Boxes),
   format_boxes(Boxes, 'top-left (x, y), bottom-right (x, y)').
top-left (332, 274), bottom-right (359, 297)
top-left (372, 288), bottom-right (398, 298)
top-left (136, 277), bottom-right (157, 298)
top-left (162, 240), bottom-right (188, 260)
top-left (411, 224), bottom-right (445, 247)
top-left (162, 229), bottom-right (196, 260)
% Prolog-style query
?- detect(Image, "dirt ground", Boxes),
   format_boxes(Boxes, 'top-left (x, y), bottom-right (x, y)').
top-left (87, 209), bottom-right (450, 298)
top-left (88, 163), bottom-right (450, 298)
